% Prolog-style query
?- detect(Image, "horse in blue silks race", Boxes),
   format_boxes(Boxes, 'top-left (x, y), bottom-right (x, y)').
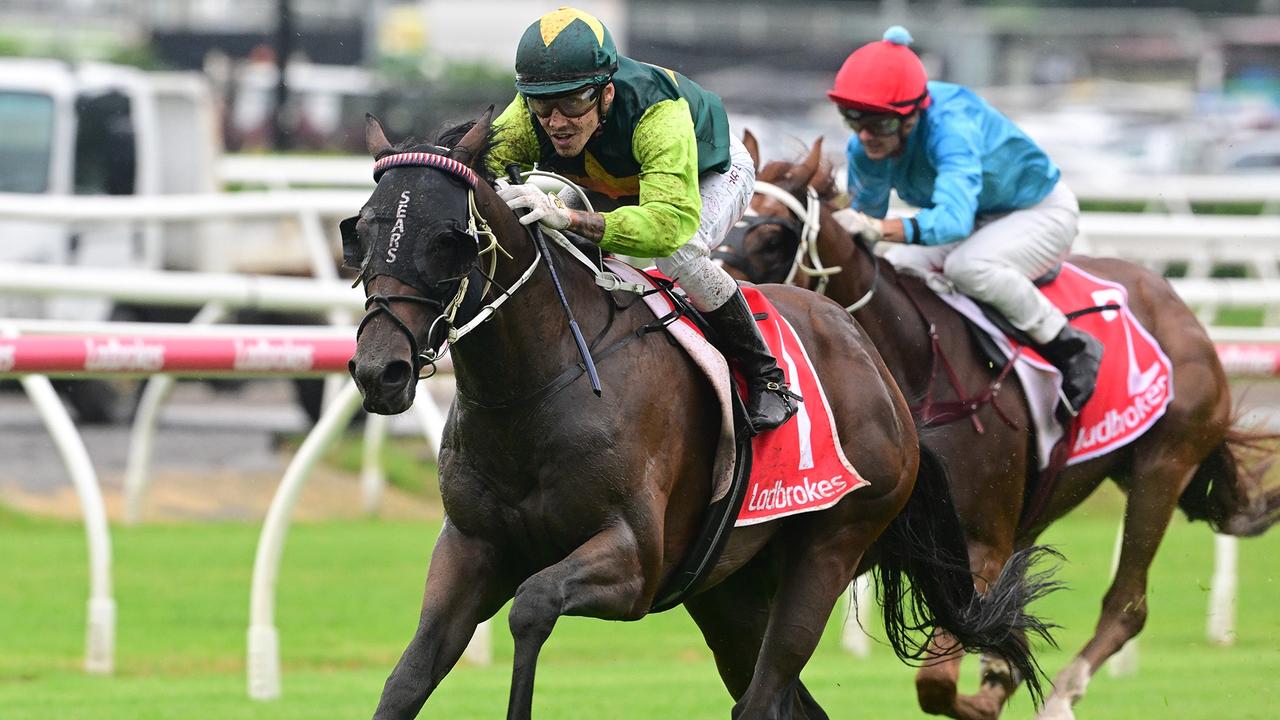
top-left (714, 133), bottom-right (1280, 720)
top-left (344, 111), bottom-right (1059, 720)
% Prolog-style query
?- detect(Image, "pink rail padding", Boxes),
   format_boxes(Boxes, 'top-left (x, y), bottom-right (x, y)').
top-left (0, 336), bottom-right (1273, 378)
top-left (1215, 343), bottom-right (1280, 378)
top-left (0, 335), bottom-right (356, 376)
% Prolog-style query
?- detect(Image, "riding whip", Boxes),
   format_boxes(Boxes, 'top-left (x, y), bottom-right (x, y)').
top-left (506, 165), bottom-right (603, 397)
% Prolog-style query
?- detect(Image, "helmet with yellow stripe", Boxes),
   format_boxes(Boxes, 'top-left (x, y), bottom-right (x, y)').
top-left (514, 7), bottom-right (618, 97)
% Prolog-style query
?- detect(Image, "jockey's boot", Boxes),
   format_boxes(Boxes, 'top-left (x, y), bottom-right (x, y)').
top-left (703, 290), bottom-right (802, 434)
top-left (1037, 323), bottom-right (1104, 415)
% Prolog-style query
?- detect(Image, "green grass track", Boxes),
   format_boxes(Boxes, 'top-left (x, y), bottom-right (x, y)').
top-left (4, 486), bottom-right (1280, 719)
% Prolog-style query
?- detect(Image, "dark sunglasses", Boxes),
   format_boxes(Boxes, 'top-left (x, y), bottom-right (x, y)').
top-left (526, 85), bottom-right (602, 119)
top-left (838, 107), bottom-right (903, 136)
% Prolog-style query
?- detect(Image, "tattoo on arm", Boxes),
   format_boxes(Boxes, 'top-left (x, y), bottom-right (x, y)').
top-left (567, 210), bottom-right (606, 242)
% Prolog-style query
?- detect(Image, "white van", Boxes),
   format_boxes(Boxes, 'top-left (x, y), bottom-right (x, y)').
top-left (0, 59), bottom-right (220, 421)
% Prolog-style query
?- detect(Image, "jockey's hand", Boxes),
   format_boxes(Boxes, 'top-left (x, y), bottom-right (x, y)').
top-left (497, 184), bottom-right (573, 230)
top-left (831, 208), bottom-right (884, 242)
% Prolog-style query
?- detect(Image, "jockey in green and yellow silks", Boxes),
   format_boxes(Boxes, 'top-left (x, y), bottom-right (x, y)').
top-left (488, 6), bottom-right (800, 433)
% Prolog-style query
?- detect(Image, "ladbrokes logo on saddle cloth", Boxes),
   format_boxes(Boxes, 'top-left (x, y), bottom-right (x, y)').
top-left (938, 262), bottom-right (1174, 466)
top-left (607, 260), bottom-right (869, 526)
top-left (1038, 263), bottom-right (1175, 464)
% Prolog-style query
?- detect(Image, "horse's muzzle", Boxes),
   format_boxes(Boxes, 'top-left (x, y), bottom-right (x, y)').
top-left (348, 354), bottom-right (418, 415)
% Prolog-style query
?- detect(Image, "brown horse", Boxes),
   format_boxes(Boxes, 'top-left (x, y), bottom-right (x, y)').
top-left (716, 133), bottom-right (1280, 720)
top-left (345, 111), bottom-right (1057, 720)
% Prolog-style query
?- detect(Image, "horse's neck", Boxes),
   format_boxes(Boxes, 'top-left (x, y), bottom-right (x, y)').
top-left (816, 225), bottom-right (937, 395)
top-left (448, 186), bottom-right (604, 402)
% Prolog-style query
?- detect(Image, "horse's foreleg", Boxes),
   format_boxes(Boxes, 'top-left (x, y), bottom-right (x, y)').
top-left (506, 525), bottom-right (647, 720)
top-left (373, 521), bottom-right (511, 720)
top-left (1037, 462), bottom-right (1195, 720)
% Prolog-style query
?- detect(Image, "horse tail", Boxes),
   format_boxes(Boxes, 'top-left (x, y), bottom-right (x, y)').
top-left (873, 444), bottom-right (1061, 705)
top-left (1179, 425), bottom-right (1280, 537)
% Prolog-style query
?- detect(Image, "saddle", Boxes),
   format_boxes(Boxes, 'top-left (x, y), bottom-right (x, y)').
top-left (609, 262), bottom-right (867, 611)
top-left (963, 265), bottom-right (1062, 375)
top-left (914, 262), bottom-right (1174, 476)
top-left (508, 174), bottom-right (867, 609)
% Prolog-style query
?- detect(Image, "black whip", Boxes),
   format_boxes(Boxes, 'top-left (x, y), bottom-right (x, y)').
top-left (506, 165), bottom-right (602, 397)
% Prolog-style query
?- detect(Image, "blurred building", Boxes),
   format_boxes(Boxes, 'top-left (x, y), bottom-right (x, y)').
top-left (4, 1), bottom-right (1275, 87)
top-left (2, 1), bottom-right (1277, 163)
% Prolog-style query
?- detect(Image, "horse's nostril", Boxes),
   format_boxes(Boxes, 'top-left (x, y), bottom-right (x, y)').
top-left (381, 360), bottom-right (412, 389)
top-left (347, 359), bottom-right (358, 378)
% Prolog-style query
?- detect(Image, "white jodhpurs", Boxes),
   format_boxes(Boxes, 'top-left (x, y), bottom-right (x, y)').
top-left (654, 133), bottom-right (755, 312)
top-left (883, 180), bottom-right (1080, 344)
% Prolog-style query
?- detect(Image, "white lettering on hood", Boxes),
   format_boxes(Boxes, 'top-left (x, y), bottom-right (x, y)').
top-left (387, 190), bottom-right (411, 263)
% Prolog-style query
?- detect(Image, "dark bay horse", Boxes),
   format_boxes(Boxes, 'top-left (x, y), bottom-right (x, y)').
top-left (717, 134), bottom-right (1280, 720)
top-left (344, 111), bottom-right (1056, 720)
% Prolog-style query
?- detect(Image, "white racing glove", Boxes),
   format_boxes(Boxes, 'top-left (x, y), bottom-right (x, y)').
top-left (831, 208), bottom-right (884, 242)
top-left (497, 183), bottom-right (573, 231)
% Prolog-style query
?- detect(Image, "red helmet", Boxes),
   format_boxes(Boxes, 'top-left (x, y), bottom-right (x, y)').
top-left (827, 26), bottom-right (931, 116)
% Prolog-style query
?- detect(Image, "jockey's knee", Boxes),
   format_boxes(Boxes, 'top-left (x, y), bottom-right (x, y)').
top-left (943, 256), bottom-right (1004, 298)
top-left (657, 251), bottom-right (737, 311)
top-left (653, 252), bottom-right (689, 280)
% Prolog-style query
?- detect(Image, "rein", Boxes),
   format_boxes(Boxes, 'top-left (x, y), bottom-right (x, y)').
top-left (753, 175), bottom-right (1008, 431)
top-left (356, 151), bottom-right (542, 377)
top-left (356, 152), bottom-right (645, 379)
top-left (753, 174), bottom-right (1006, 432)
top-left (896, 277), bottom-right (1019, 433)
top-left (752, 182), bottom-right (834, 291)
top-left (751, 181), bottom-right (878, 313)
top-left (504, 164), bottom-right (602, 396)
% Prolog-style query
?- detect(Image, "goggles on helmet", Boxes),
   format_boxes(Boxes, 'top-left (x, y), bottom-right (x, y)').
top-left (839, 107), bottom-right (904, 136)
top-left (525, 85), bottom-right (602, 119)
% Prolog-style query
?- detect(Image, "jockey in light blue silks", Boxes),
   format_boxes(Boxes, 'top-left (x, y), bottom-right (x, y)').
top-left (828, 26), bottom-right (1104, 414)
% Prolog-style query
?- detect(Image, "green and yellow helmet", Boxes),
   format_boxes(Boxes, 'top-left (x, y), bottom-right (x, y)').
top-left (514, 7), bottom-right (618, 97)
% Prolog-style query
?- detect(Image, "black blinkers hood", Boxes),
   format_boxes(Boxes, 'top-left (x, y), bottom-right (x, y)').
top-left (343, 166), bottom-right (479, 299)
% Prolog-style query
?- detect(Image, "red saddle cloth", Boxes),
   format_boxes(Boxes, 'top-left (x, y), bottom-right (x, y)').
top-left (628, 268), bottom-right (868, 526)
top-left (1035, 263), bottom-right (1175, 464)
top-left (733, 287), bottom-right (868, 524)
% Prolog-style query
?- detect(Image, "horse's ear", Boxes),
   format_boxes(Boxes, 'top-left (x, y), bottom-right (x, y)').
top-left (365, 113), bottom-right (393, 158)
top-left (742, 129), bottom-right (760, 172)
top-left (452, 105), bottom-right (495, 168)
top-left (785, 137), bottom-right (825, 187)
top-left (812, 149), bottom-right (836, 198)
